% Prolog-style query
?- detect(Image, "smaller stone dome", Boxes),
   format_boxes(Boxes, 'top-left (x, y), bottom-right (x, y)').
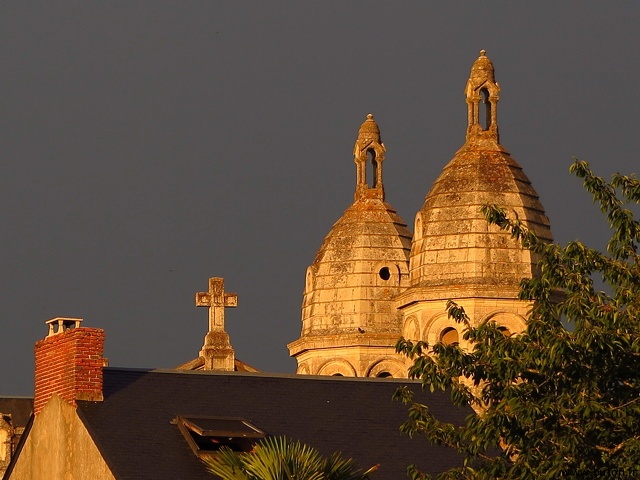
top-left (300, 198), bottom-right (412, 337)
top-left (289, 114), bottom-right (412, 377)
top-left (299, 114), bottom-right (412, 335)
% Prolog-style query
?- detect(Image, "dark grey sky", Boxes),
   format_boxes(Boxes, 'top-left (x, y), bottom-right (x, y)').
top-left (1, 2), bottom-right (639, 395)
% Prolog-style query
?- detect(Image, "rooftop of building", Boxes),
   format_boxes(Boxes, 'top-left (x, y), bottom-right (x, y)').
top-left (72, 367), bottom-right (468, 479)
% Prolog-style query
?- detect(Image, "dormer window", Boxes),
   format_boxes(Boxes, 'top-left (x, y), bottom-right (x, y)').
top-left (175, 416), bottom-right (264, 458)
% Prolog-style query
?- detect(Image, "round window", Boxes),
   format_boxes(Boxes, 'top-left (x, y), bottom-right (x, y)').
top-left (379, 267), bottom-right (391, 281)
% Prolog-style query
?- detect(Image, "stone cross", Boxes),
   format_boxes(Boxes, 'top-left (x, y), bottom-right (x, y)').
top-left (195, 277), bottom-right (238, 333)
top-left (194, 277), bottom-right (238, 371)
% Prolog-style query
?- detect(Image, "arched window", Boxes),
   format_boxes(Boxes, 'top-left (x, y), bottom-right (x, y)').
top-left (376, 371), bottom-right (392, 378)
top-left (318, 360), bottom-right (357, 377)
top-left (366, 149), bottom-right (378, 188)
top-left (480, 88), bottom-right (491, 130)
top-left (498, 326), bottom-right (511, 337)
top-left (440, 327), bottom-right (459, 346)
top-left (415, 215), bottom-right (422, 237)
top-left (305, 269), bottom-right (313, 292)
top-left (403, 316), bottom-right (420, 341)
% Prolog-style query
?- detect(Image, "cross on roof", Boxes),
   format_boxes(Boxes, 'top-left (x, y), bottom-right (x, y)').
top-left (195, 277), bottom-right (238, 333)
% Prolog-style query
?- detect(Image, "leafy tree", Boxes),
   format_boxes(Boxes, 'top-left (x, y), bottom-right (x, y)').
top-left (203, 436), bottom-right (378, 480)
top-left (395, 160), bottom-right (640, 479)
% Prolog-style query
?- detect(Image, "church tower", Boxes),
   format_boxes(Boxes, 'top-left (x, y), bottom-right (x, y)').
top-left (288, 115), bottom-right (412, 377)
top-left (396, 50), bottom-right (553, 350)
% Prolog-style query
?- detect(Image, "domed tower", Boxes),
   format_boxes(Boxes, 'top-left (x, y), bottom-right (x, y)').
top-left (396, 51), bottom-right (553, 350)
top-left (288, 114), bottom-right (412, 377)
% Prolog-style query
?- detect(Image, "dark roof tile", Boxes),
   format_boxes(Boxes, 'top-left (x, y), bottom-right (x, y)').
top-left (77, 368), bottom-right (468, 480)
top-left (0, 397), bottom-right (33, 428)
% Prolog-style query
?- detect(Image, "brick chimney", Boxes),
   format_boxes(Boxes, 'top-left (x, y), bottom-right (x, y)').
top-left (34, 318), bottom-right (107, 415)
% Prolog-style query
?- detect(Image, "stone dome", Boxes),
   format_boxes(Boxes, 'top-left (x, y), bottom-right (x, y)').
top-left (299, 114), bottom-right (411, 336)
top-left (300, 197), bottom-right (412, 336)
top-left (288, 114), bottom-right (411, 377)
top-left (409, 51), bottom-right (552, 297)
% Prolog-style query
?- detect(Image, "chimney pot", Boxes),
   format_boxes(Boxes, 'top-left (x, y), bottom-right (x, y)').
top-left (45, 317), bottom-right (83, 337)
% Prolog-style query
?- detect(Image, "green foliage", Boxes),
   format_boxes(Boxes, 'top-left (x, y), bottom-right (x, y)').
top-left (395, 160), bottom-right (640, 479)
top-left (203, 436), bottom-right (378, 480)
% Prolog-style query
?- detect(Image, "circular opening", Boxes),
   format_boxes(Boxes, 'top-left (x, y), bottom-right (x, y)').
top-left (332, 373), bottom-right (343, 377)
top-left (377, 371), bottom-right (392, 378)
top-left (379, 267), bottom-right (391, 281)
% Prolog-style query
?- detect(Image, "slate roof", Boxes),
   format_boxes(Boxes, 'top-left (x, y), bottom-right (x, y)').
top-left (77, 367), bottom-right (469, 480)
top-left (0, 398), bottom-right (33, 428)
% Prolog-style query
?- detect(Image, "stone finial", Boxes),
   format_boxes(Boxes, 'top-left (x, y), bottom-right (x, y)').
top-left (463, 50), bottom-right (506, 152)
top-left (353, 114), bottom-right (386, 201)
top-left (195, 277), bottom-right (237, 371)
top-left (357, 114), bottom-right (381, 144)
top-left (464, 49), bottom-right (504, 151)
top-left (469, 49), bottom-right (495, 85)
